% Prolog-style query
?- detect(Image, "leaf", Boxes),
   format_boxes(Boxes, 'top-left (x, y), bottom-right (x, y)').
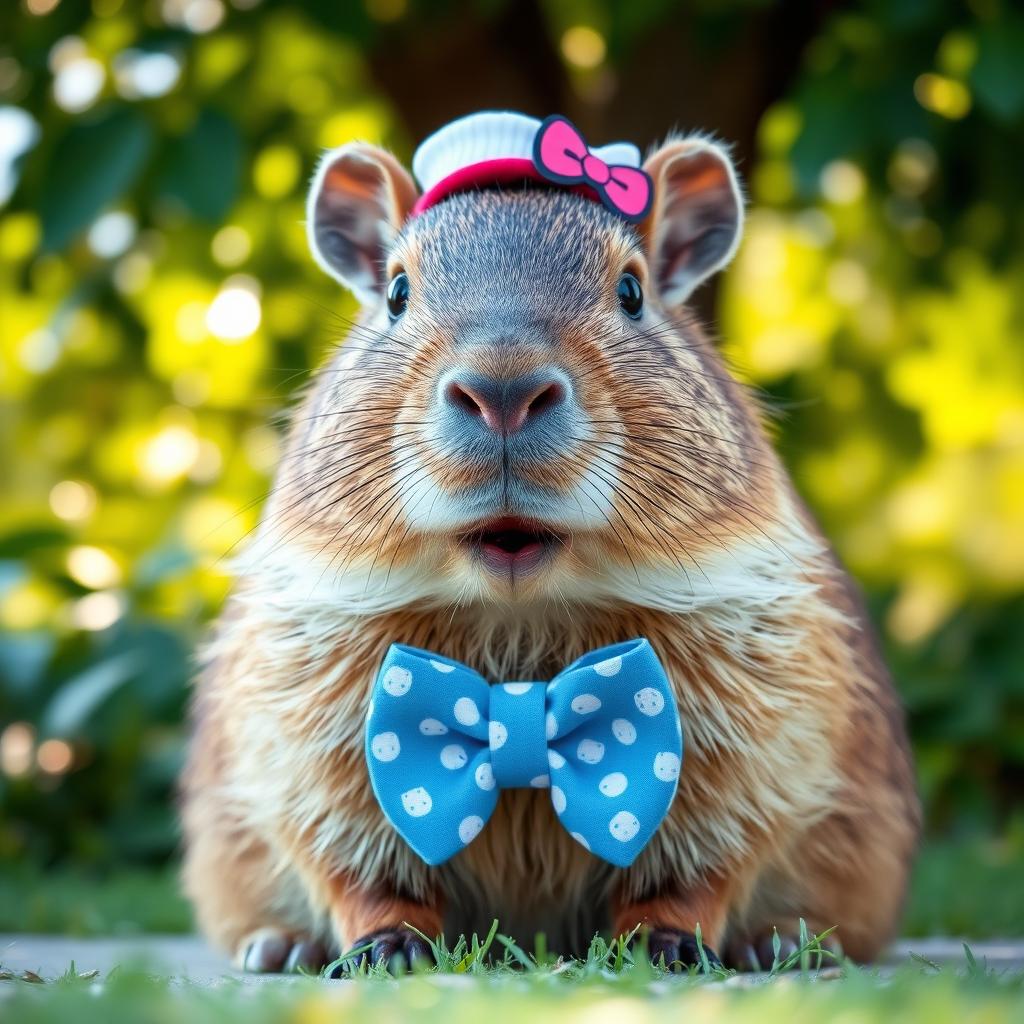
top-left (494, 933), bottom-right (534, 970)
top-left (42, 651), bottom-right (144, 737)
top-left (159, 108), bottom-right (242, 221)
top-left (133, 545), bottom-right (196, 588)
top-left (0, 631), bottom-right (54, 694)
top-left (0, 527), bottom-right (68, 558)
top-left (972, 19), bottom-right (1024, 122)
top-left (39, 105), bottom-right (153, 252)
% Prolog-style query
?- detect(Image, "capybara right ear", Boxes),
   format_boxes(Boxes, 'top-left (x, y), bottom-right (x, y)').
top-left (306, 143), bottom-right (418, 306)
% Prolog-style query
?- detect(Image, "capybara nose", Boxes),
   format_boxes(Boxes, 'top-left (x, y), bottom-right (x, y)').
top-left (442, 367), bottom-right (571, 436)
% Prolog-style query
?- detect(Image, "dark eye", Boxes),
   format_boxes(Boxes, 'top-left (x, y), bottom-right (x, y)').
top-left (617, 273), bottom-right (643, 319)
top-left (387, 272), bottom-right (409, 320)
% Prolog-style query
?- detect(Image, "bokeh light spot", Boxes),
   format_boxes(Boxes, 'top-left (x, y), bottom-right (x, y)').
top-left (71, 590), bottom-right (125, 631)
top-left (37, 739), bottom-right (74, 775)
top-left (914, 73), bottom-right (971, 119)
top-left (819, 160), bottom-right (865, 204)
top-left (113, 48), bottom-right (182, 99)
top-left (50, 480), bottom-right (98, 522)
top-left (139, 423), bottom-right (201, 486)
top-left (163, 0), bottom-right (225, 34)
top-left (253, 145), bottom-right (300, 198)
top-left (561, 26), bottom-right (606, 69)
top-left (211, 225), bottom-right (251, 267)
top-left (206, 276), bottom-right (262, 340)
top-left (0, 723), bottom-right (34, 778)
top-left (52, 44), bottom-right (105, 113)
top-left (87, 210), bottom-right (136, 258)
top-left (67, 546), bottom-right (122, 589)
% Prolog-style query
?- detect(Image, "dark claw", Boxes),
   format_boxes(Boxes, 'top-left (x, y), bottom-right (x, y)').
top-left (242, 932), bottom-right (332, 974)
top-left (243, 932), bottom-right (292, 973)
top-left (334, 927), bottom-right (435, 976)
top-left (284, 939), bottom-right (330, 974)
top-left (724, 929), bottom-right (842, 972)
top-left (642, 927), bottom-right (722, 973)
top-left (758, 933), bottom-right (798, 970)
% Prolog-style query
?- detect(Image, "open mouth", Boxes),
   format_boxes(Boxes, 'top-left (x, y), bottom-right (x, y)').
top-left (461, 516), bottom-right (564, 577)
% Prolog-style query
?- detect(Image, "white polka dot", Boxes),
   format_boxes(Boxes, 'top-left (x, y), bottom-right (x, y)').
top-left (458, 815), bottom-right (484, 844)
top-left (571, 693), bottom-right (602, 715)
top-left (599, 771), bottom-right (628, 797)
top-left (370, 732), bottom-right (400, 762)
top-left (419, 718), bottom-right (448, 736)
top-left (576, 738), bottom-right (605, 765)
top-left (545, 711), bottom-right (558, 740)
top-left (440, 744), bottom-right (468, 770)
top-left (488, 721), bottom-right (508, 750)
top-left (634, 687), bottom-right (665, 717)
top-left (653, 751), bottom-right (681, 782)
top-left (382, 666), bottom-right (412, 696)
top-left (611, 718), bottom-right (637, 745)
top-left (530, 774), bottom-right (550, 788)
top-left (551, 785), bottom-right (567, 815)
top-left (547, 749), bottom-right (566, 770)
top-left (570, 831), bottom-right (590, 851)
top-left (593, 655), bottom-right (622, 677)
top-left (430, 659), bottom-right (455, 673)
top-left (475, 762), bottom-right (495, 791)
top-left (401, 786), bottom-right (432, 817)
top-left (503, 682), bottom-right (531, 695)
top-left (454, 696), bottom-right (480, 726)
top-left (609, 810), bottom-right (640, 842)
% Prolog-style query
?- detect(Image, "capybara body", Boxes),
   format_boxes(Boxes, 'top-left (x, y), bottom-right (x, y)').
top-left (181, 130), bottom-right (919, 972)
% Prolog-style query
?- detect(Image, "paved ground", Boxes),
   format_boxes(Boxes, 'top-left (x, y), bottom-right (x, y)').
top-left (2, 934), bottom-right (1023, 983)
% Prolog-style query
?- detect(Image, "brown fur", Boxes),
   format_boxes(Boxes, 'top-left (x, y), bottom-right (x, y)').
top-left (181, 137), bottom-right (920, 966)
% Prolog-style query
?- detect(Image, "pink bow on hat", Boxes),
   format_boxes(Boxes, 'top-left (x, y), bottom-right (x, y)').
top-left (533, 115), bottom-right (653, 222)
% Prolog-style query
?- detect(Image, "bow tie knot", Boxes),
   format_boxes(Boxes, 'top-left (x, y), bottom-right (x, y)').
top-left (581, 153), bottom-right (611, 186)
top-left (488, 682), bottom-right (549, 788)
top-left (365, 639), bottom-right (683, 867)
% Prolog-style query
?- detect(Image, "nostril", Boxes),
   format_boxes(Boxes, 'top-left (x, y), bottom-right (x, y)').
top-left (526, 381), bottom-right (565, 418)
top-left (443, 369), bottom-right (570, 436)
top-left (445, 380), bottom-right (484, 418)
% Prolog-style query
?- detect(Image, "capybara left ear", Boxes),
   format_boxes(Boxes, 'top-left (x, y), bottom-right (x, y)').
top-left (306, 143), bottom-right (418, 306)
top-left (641, 137), bottom-right (744, 306)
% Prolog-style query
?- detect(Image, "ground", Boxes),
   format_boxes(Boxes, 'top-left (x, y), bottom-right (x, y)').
top-left (2, 933), bottom-right (1024, 1023)
top-left (2, 840), bottom-right (1023, 1021)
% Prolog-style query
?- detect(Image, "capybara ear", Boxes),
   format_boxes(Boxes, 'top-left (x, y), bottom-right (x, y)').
top-left (640, 137), bottom-right (744, 306)
top-left (306, 143), bottom-right (419, 305)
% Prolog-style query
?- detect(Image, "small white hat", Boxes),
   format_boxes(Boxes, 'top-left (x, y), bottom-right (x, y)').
top-left (410, 110), bottom-right (651, 222)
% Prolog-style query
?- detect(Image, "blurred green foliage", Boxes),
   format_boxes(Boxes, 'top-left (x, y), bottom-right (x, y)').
top-left (0, 0), bottom-right (1022, 906)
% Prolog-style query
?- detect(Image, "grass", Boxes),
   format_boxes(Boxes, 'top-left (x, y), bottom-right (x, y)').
top-left (0, 865), bottom-right (190, 936)
top-left (1, 939), bottom-right (1023, 1024)
top-left (324, 919), bottom-right (843, 979)
top-left (0, 833), bottom-right (1020, 1024)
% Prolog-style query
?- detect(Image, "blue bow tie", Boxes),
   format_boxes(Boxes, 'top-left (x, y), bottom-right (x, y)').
top-left (365, 638), bottom-right (682, 868)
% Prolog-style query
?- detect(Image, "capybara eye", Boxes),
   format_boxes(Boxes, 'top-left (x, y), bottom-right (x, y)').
top-left (387, 272), bottom-right (410, 320)
top-left (617, 272), bottom-right (643, 319)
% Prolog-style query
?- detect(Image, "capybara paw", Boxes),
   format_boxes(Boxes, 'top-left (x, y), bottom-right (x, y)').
top-left (332, 926), bottom-right (435, 976)
top-left (724, 926), bottom-right (842, 972)
top-left (238, 928), bottom-right (332, 974)
top-left (637, 926), bottom-right (722, 973)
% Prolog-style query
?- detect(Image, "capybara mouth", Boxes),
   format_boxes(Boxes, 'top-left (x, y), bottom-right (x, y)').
top-left (461, 516), bottom-right (565, 577)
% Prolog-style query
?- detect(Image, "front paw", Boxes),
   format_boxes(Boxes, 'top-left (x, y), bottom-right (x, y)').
top-left (334, 926), bottom-right (435, 975)
top-left (724, 926), bottom-right (842, 972)
top-left (638, 926), bottom-right (722, 973)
